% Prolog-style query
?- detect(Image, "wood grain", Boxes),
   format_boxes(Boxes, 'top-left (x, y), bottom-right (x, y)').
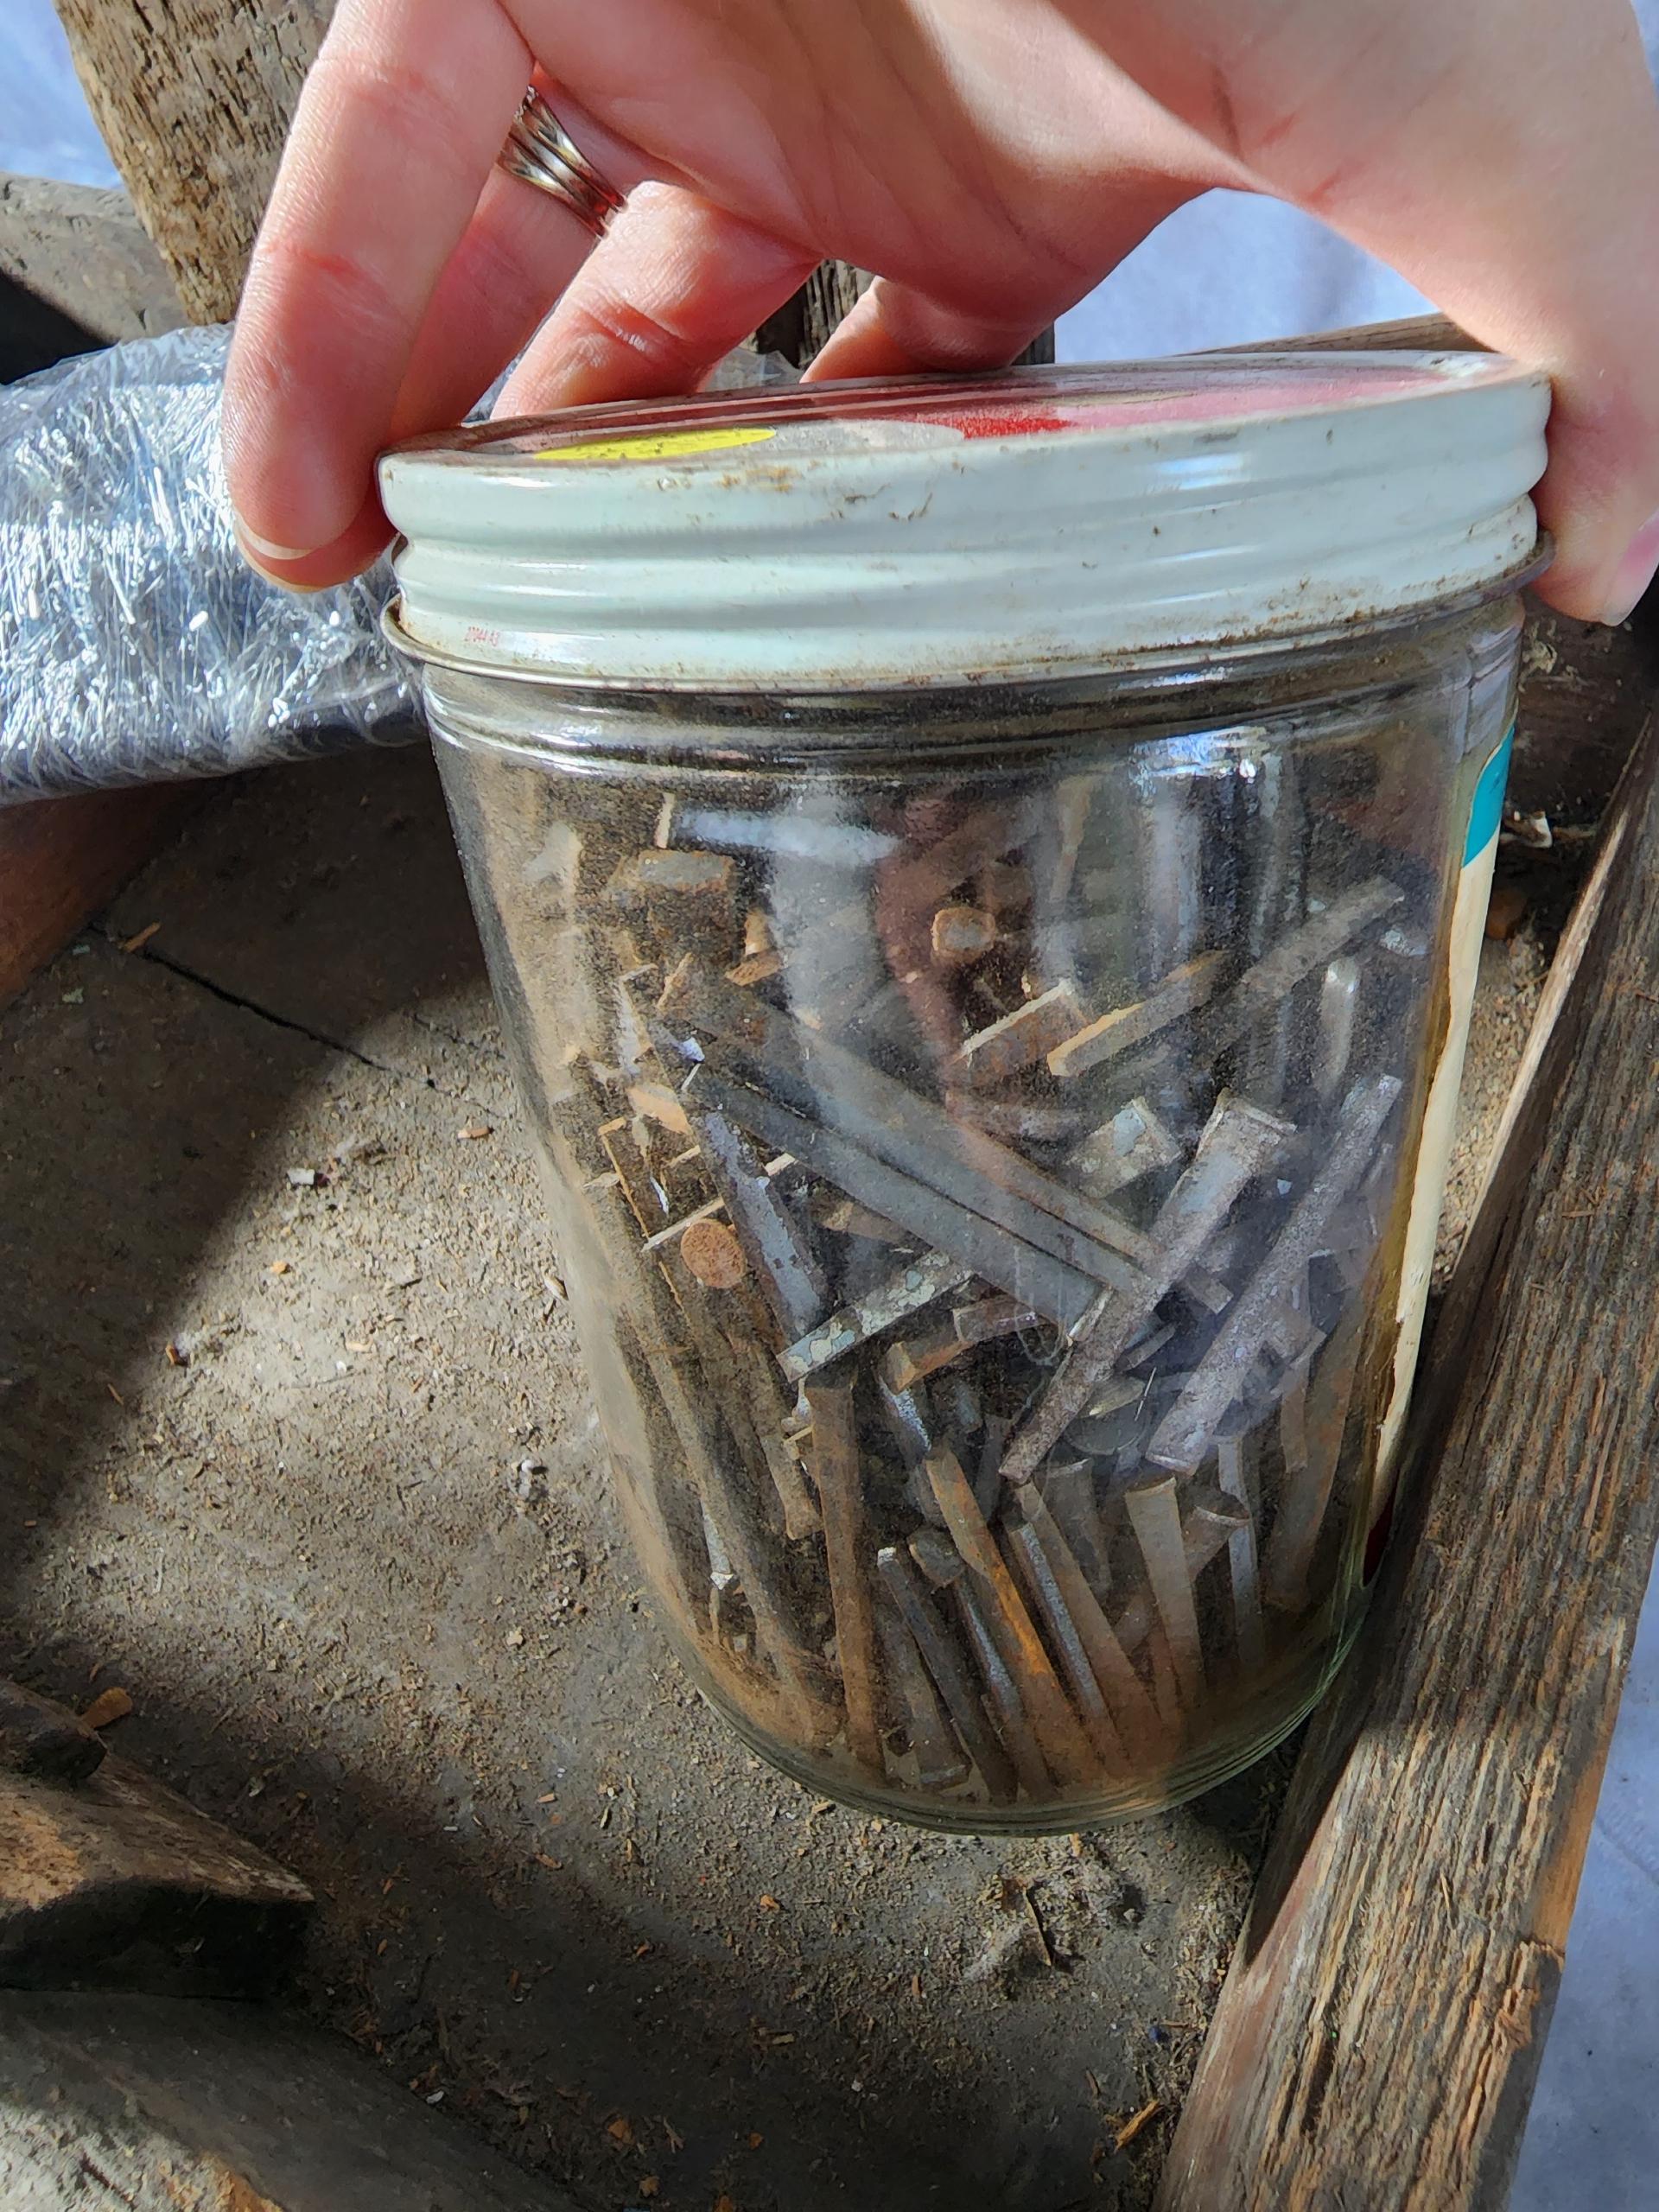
top-left (4, 1991), bottom-right (578, 2210)
top-left (0, 170), bottom-right (182, 345)
top-left (1158, 706), bottom-right (1659, 2211)
top-left (2, 1752), bottom-right (310, 1994)
top-left (52, 0), bottom-right (332, 322)
top-left (1512, 595), bottom-right (1659, 829)
top-left (754, 262), bottom-right (871, 366)
top-left (0, 788), bottom-right (194, 1013)
top-left (0, 1681), bottom-right (105, 1787)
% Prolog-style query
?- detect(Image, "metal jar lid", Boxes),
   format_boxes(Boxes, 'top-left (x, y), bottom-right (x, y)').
top-left (378, 353), bottom-right (1550, 691)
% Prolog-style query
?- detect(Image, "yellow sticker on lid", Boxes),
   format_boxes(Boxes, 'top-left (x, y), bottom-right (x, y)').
top-left (534, 425), bottom-right (778, 462)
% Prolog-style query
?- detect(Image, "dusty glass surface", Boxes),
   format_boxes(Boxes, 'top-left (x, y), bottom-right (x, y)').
top-left (420, 600), bottom-right (1522, 1830)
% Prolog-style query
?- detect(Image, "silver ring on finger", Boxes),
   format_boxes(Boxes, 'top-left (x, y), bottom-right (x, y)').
top-left (496, 88), bottom-right (624, 237)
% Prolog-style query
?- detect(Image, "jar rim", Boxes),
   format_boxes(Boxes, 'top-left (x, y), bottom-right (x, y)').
top-left (383, 538), bottom-right (1547, 704)
top-left (379, 352), bottom-right (1551, 692)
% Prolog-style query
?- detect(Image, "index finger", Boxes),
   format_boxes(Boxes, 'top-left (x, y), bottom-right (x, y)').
top-left (222, 0), bottom-right (531, 582)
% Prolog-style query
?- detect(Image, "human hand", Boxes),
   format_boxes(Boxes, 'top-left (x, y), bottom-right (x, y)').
top-left (223, 0), bottom-right (1659, 624)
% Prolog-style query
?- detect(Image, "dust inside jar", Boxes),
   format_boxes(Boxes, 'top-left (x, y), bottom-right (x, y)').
top-left (380, 353), bottom-right (1551, 1828)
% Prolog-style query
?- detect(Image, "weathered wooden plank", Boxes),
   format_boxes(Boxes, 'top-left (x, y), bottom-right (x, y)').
top-left (52, 0), bottom-right (332, 322)
top-left (1511, 595), bottom-right (1659, 829)
top-left (0, 170), bottom-right (182, 345)
top-left (0, 788), bottom-right (196, 1013)
top-left (1237, 310), bottom-right (1471, 354)
top-left (1158, 707), bottom-right (1659, 2212)
top-left (754, 261), bottom-right (870, 365)
top-left (2, 1751), bottom-right (311, 1994)
top-left (4, 6), bottom-right (275, 993)
top-left (0, 1681), bottom-right (105, 1785)
top-left (2, 1990), bottom-right (576, 2209)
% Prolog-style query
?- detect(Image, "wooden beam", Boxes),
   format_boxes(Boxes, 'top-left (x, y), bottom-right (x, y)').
top-left (754, 262), bottom-right (871, 366)
top-left (1512, 594), bottom-right (1659, 830)
top-left (51, 0), bottom-right (330, 323)
top-left (2, 1731), bottom-right (311, 1995)
top-left (3, 1991), bottom-right (579, 2209)
top-left (1233, 310), bottom-right (1659, 821)
top-left (1158, 705), bottom-right (1659, 2211)
top-left (1229, 310), bottom-right (1472, 354)
top-left (0, 170), bottom-right (182, 346)
top-left (0, 787), bottom-right (195, 1013)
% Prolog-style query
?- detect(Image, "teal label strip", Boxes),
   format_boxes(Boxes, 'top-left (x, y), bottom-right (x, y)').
top-left (1464, 726), bottom-right (1514, 865)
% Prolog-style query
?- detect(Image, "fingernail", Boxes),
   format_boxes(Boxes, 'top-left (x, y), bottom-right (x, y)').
top-left (234, 518), bottom-right (315, 566)
top-left (1602, 508), bottom-right (1659, 626)
top-left (232, 521), bottom-right (328, 594)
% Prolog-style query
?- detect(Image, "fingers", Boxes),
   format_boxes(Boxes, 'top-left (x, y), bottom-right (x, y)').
top-left (1121, 0), bottom-right (1659, 622)
top-left (805, 279), bottom-right (1053, 385)
top-left (224, 0), bottom-right (532, 586)
top-left (1322, 39), bottom-right (1659, 627)
top-left (1529, 364), bottom-right (1659, 627)
top-left (493, 182), bottom-right (817, 416)
top-left (804, 172), bottom-right (1198, 385)
top-left (389, 168), bottom-right (601, 439)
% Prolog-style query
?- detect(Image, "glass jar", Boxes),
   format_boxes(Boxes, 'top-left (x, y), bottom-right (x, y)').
top-left (380, 355), bottom-right (1548, 1830)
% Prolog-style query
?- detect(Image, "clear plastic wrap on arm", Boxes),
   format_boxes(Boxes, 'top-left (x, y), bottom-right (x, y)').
top-left (0, 324), bottom-right (416, 803)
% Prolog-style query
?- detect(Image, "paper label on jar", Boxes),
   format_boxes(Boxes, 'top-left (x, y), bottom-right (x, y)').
top-left (1373, 727), bottom-right (1514, 1497)
top-left (535, 426), bottom-right (779, 461)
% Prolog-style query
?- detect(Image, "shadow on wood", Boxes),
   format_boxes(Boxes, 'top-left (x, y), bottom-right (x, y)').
top-left (1, 1678), bottom-right (311, 1997)
top-left (2, 1989), bottom-right (578, 2209)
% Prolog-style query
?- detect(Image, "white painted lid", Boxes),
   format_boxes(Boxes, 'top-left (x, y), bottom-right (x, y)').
top-left (379, 353), bottom-right (1549, 690)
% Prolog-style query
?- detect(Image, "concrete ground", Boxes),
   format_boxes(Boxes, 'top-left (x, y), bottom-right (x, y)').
top-left (0, 749), bottom-right (1325, 2212)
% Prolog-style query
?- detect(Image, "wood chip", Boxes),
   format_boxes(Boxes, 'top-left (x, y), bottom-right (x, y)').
top-left (727, 949), bottom-right (785, 987)
top-left (1114, 2098), bottom-right (1162, 2152)
top-left (1485, 881), bottom-right (1529, 942)
top-left (119, 920), bottom-right (161, 954)
top-left (79, 1686), bottom-right (134, 1731)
